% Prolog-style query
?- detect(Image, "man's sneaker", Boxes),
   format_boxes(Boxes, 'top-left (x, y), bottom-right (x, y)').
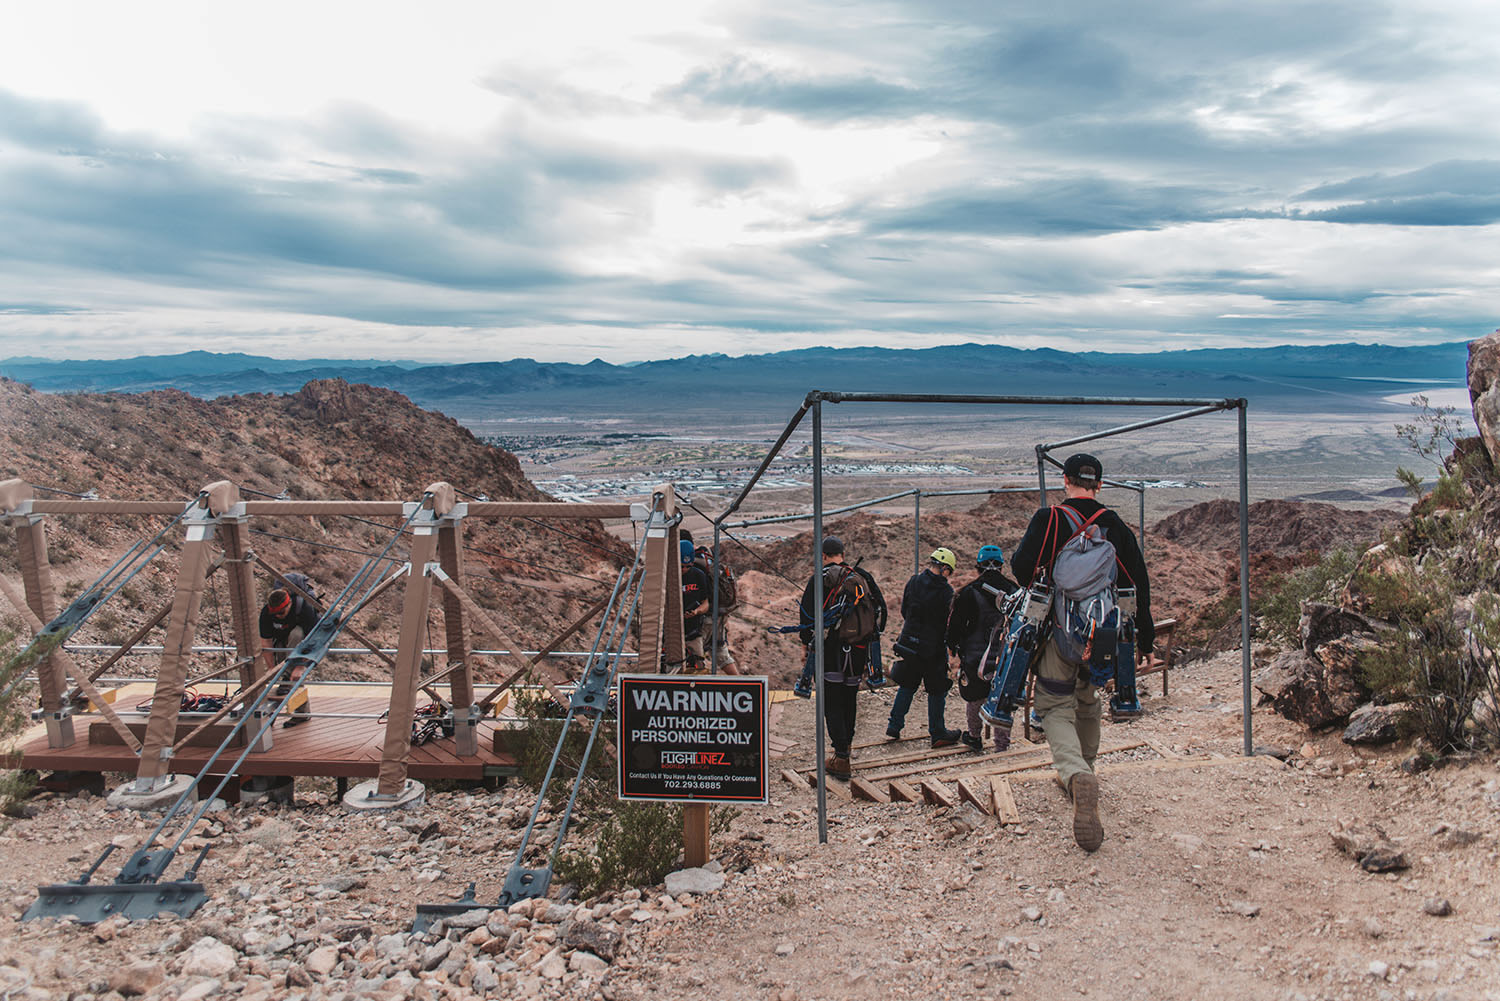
top-left (959, 731), bottom-right (983, 751)
top-left (1070, 772), bottom-right (1103, 852)
top-left (885, 725), bottom-right (902, 740)
top-left (792, 678), bottom-right (812, 699)
top-left (867, 665), bottom-right (886, 689)
top-left (931, 729), bottom-right (962, 749)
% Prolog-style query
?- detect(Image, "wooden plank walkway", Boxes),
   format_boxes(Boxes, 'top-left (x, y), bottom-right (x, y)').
top-left (17, 694), bottom-right (518, 781)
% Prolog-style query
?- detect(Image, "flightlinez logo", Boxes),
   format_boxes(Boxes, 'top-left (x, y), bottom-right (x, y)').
top-left (661, 750), bottom-right (727, 768)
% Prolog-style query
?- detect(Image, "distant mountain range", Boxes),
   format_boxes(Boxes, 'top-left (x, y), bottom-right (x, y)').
top-left (0, 341), bottom-right (1472, 418)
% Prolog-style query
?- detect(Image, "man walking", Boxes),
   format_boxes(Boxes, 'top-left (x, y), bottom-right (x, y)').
top-left (796, 536), bottom-right (883, 778)
top-left (793, 537), bottom-right (886, 698)
top-left (679, 539), bottom-right (711, 674)
top-left (1011, 454), bottom-right (1154, 852)
top-left (886, 548), bottom-right (961, 747)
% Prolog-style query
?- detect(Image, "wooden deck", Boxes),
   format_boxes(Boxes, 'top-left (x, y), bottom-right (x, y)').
top-left (17, 690), bottom-right (518, 781)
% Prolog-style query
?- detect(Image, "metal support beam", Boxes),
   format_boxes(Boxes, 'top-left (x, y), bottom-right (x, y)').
top-left (473, 595), bottom-right (610, 712)
top-left (912, 490), bottom-right (921, 575)
top-left (11, 513), bottom-right (73, 747)
top-left (811, 400), bottom-right (828, 844)
top-left (636, 485), bottom-right (684, 672)
top-left (436, 513), bottom-right (476, 756)
top-left (217, 518), bottom-right (263, 692)
top-left (376, 529), bottom-right (438, 797)
top-left (1238, 402), bottom-right (1253, 756)
top-left (431, 572), bottom-right (571, 709)
top-left (136, 510), bottom-right (220, 785)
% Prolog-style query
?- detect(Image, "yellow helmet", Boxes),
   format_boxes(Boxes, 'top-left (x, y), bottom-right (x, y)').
top-left (929, 547), bottom-right (957, 570)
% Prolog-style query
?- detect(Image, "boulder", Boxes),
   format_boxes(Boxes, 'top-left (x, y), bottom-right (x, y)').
top-left (180, 938), bottom-right (238, 979)
top-left (1254, 648), bottom-right (1367, 728)
top-left (664, 866), bottom-right (725, 896)
top-left (1300, 602), bottom-right (1381, 655)
top-left (1343, 703), bottom-right (1405, 745)
top-left (561, 919), bottom-right (622, 961)
top-left (107, 962), bottom-right (166, 997)
top-left (1469, 330), bottom-right (1500, 465)
top-left (1330, 819), bottom-right (1409, 872)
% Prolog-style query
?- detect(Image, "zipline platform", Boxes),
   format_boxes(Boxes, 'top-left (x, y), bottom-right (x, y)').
top-left (15, 685), bottom-right (520, 782)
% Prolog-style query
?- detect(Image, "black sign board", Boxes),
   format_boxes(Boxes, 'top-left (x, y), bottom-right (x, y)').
top-left (617, 674), bottom-right (769, 804)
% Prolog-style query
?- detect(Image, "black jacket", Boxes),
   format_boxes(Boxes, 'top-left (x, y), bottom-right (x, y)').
top-left (798, 561), bottom-right (887, 646)
top-left (946, 568), bottom-right (1020, 673)
top-left (892, 569), bottom-right (954, 663)
top-left (1011, 497), bottom-right (1154, 653)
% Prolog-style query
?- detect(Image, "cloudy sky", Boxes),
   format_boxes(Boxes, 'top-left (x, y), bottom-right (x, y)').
top-left (1, 0), bottom-right (1497, 363)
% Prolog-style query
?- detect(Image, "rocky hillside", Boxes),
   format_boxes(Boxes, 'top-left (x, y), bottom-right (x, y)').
top-left (0, 378), bottom-right (630, 681)
top-left (1255, 330), bottom-right (1500, 750)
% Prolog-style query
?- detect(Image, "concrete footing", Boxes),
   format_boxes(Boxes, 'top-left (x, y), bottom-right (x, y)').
top-left (107, 774), bottom-right (197, 812)
top-left (342, 778), bottom-right (426, 813)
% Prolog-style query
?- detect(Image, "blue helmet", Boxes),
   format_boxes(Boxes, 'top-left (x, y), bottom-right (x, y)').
top-left (976, 545), bottom-right (1005, 566)
top-left (680, 539), bottom-right (696, 564)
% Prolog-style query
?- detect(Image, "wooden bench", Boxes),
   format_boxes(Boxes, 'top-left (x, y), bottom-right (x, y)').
top-left (1136, 617), bottom-right (1176, 696)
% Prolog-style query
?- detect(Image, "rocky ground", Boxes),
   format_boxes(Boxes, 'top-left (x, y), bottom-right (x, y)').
top-left (1, 652), bottom-right (1497, 1001)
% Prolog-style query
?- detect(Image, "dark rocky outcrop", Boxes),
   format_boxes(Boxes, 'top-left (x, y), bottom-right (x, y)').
top-left (1468, 329), bottom-right (1500, 465)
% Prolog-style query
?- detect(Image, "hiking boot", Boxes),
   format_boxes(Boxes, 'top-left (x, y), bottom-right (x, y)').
top-left (959, 731), bottom-right (983, 751)
top-left (867, 665), bottom-right (886, 688)
top-left (931, 729), bottom-right (962, 749)
top-left (1070, 772), bottom-right (1103, 852)
top-left (825, 754), bottom-right (852, 780)
top-left (885, 725), bottom-right (902, 740)
top-left (792, 677), bottom-right (812, 699)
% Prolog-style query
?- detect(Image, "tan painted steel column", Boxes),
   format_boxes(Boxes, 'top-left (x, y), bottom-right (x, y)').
top-left (635, 485), bottom-right (684, 673)
top-left (217, 516), bottom-right (263, 690)
top-left (376, 523), bottom-right (439, 795)
top-left (136, 501), bottom-right (220, 786)
top-left (436, 515), bottom-right (478, 755)
top-left (12, 514), bottom-right (74, 747)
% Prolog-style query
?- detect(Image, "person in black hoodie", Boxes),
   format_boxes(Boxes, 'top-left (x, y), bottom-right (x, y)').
top-left (885, 548), bottom-right (961, 748)
top-left (1011, 453), bottom-right (1153, 853)
top-left (947, 545), bottom-right (1020, 751)
top-left (795, 536), bottom-right (885, 778)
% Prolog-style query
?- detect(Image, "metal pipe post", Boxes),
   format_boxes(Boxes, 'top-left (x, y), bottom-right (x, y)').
top-left (913, 491), bottom-right (921, 575)
top-left (1238, 401), bottom-right (1253, 755)
top-left (709, 522), bottom-right (722, 675)
top-left (1139, 485), bottom-right (1147, 557)
top-left (811, 401), bottom-right (828, 844)
top-left (1035, 448), bottom-right (1048, 509)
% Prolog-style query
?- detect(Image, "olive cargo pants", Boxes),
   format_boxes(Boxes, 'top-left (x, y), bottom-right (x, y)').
top-left (1032, 641), bottom-right (1101, 788)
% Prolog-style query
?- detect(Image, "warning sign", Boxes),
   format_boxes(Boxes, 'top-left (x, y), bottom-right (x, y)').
top-left (617, 674), bottom-right (768, 804)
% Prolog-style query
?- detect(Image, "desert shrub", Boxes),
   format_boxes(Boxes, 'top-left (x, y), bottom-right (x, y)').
top-left (509, 685), bottom-right (737, 895)
top-left (555, 801), bottom-right (737, 898)
top-left (1256, 548), bottom-right (1358, 646)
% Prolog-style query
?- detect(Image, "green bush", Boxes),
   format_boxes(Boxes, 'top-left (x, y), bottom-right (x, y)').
top-left (1256, 548), bottom-right (1358, 646)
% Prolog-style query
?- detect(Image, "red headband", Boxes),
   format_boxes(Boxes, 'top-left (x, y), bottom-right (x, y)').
top-left (268, 592), bottom-right (292, 616)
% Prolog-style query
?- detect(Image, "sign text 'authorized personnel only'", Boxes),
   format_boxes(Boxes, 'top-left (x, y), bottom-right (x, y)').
top-left (617, 674), bottom-right (768, 804)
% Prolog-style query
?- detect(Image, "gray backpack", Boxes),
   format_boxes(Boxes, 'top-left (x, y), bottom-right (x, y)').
top-left (1048, 506), bottom-right (1118, 666)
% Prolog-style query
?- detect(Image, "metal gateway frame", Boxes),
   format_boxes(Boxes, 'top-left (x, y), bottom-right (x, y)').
top-left (724, 481), bottom-right (1149, 578)
top-left (709, 392), bottom-right (1252, 844)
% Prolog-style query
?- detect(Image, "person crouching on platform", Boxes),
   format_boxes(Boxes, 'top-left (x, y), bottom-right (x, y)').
top-left (259, 581), bottom-right (319, 727)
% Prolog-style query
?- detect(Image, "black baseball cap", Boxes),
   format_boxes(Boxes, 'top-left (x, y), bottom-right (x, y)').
top-left (822, 536), bottom-right (845, 555)
top-left (1063, 453), bottom-right (1103, 485)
